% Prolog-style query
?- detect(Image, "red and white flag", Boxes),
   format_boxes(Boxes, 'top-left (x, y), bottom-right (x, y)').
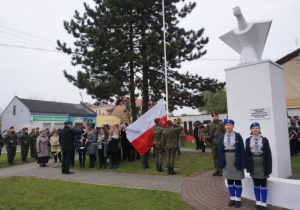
top-left (126, 99), bottom-right (167, 155)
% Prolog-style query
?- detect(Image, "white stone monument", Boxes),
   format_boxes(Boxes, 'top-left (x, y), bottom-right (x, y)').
top-left (219, 7), bottom-right (299, 209)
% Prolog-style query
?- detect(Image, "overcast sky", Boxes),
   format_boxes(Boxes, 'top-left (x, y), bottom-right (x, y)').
top-left (0, 0), bottom-right (299, 116)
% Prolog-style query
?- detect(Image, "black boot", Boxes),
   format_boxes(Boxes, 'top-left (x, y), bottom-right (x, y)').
top-left (99, 159), bottom-right (103, 169)
top-left (142, 163), bottom-right (146, 170)
top-left (146, 162), bottom-right (150, 169)
top-left (171, 168), bottom-right (177, 175)
top-left (83, 155), bottom-right (86, 168)
top-left (167, 167), bottom-right (171, 175)
top-left (103, 157), bottom-right (107, 169)
top-left (159, 165), bottom-right (163, 172)
top-left (156, 164), bottom-right (159, 172)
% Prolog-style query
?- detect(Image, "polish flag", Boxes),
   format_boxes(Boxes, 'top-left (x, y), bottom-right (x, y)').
top-left (126, 99), bottom-right (167, 155)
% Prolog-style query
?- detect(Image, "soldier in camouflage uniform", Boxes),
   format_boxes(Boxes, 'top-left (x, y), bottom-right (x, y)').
top-left (153, 118), bottom-right (165, 172)
top-left (162, 120), bottom-right (183, 175)
top-left (203, 112), bottom-right (225, 176)
top-left (141, 149), bottom-right (150, 169)
top-left (30, 127), bottom-right (40, 159)
top-left (29, 128), bottom-right (35, 157)
top-left (4, 126), bottom-right (18, 164)
top-left (19, 127), bottom-right (30, 162)
top-left (0, 131), bottom-right (4, 157)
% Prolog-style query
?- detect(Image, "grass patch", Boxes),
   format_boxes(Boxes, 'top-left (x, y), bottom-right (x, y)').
top-left (291, 156), bottom-right (300, 173)
top-left (179, 142), bottom-right (197, 149)
top-left (57, 151), bottom-right (214, 177)
top-left (0, 152), bottom-right (36, 168)
top-left (0, 176), bottom-right (194, 210)
top-left (179, 142), bottom-right (211, 149)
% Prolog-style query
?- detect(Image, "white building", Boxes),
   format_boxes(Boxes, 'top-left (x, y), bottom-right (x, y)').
top-left (1, 97), bottom-right (96, 132)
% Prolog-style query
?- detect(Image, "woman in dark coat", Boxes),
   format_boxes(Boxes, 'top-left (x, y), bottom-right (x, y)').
top-left (36, 129), bottom-right (50, 167)
top-left (76, 128), bottom-right (87, 168)
top-left (108, 126), bottom-right (119, 169)
top-left (218, 119), bottom-right (246, 208)
top-left (97, 127), bottom-right (108, 169)
top-left (86, 127), bottom-right (97, 168)
top-left (245, 122), bottom-right (272, 210)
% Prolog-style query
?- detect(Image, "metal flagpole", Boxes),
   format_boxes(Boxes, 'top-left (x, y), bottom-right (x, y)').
top-left (162, 0), bottom-right (169, 117)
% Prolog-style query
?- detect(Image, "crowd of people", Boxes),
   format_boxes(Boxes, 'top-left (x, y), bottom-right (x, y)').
top-left (0, 118), bottom-right (184, 176)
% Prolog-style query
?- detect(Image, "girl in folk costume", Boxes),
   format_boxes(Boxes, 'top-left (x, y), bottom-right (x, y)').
top-left (245, 123), bottom-right (272, 210)
top-left (218, 119), bottom-right (246, 208)
top-left (108, 126), bottom-right (120, 169)
top-left (97, 127), bottom-right (108, 169)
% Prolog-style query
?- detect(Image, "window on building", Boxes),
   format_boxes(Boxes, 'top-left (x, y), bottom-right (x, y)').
top-left (13, 106), bottom-right (16, 115)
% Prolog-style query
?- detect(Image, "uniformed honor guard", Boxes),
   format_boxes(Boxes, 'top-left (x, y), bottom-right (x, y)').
top-left (218, 119), bottom-right (246, 208)
top-left (29, 128), bottom-right (35, 157)
top-left (246, 123), bottom-right (272, 210)
top-left (30, 127), bottom-right (40, 159)
top-left (203, 112), bottom-right (225, 176)
top-left (162, 120), bottom-right (183, 175)
top-left (153, 118), bottom-right (165, 172)
top-left (19, 127), bottom-right (30, 162)
top-left (4, 126), bottom-right (18, 164)
top-left (0, 131), bottom-right (4, 158)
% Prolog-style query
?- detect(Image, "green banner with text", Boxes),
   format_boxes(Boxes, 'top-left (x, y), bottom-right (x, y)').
top-left (32, 116), bottom-right (69, 122)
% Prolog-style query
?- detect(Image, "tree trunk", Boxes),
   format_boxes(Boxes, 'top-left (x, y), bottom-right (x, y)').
top-left (129, 12), bottom-right (137, 122)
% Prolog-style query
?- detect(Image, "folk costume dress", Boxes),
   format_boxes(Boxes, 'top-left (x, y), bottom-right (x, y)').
top-left (218, 128), bottom-right (246, 205)
top-left (246, 132), bottom-right (272, 209)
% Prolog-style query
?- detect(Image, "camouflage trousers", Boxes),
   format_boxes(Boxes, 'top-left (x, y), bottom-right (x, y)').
top-left (154, 147), bottom-right (164, 166)
top-left (21, 145), bottom-right (30, 160)
top-left (6, 146), bottom-right (16, 163)
top-left (141, 149), bottom-right (150, 164)
top-left (166, 149), bottom-right (176, 168)
top-left (30, 142), bottom-right (37, 158)
top-left (211, 144), bottom-right (222, 172)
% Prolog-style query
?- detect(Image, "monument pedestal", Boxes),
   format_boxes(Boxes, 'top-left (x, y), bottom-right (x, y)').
top-left (225, 60), bottom-right (291, 178)
top-left (225, 60), bottom-right (298, 209)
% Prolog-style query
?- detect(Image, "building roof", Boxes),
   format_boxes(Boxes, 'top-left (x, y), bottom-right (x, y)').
top-left (18, 97), bottom-right (96, 115)
top-left (276, 48), bottom-right (300, 65)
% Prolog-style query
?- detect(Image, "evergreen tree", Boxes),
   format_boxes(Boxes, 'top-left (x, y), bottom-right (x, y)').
top-left (57, 0), bottom-right (224, 120)
top-left (199, 88), bottom-right (228, 114)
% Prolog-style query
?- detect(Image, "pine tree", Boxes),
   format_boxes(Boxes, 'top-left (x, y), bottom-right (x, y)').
top-left (57, 0), bottom-right (224, 120)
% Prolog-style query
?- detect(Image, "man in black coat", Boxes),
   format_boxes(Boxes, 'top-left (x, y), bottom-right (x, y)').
top-left (59, 121), bottom-right (83, 175)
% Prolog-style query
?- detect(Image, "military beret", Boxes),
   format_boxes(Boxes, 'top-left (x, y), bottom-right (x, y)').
top-left (250, 122), bottom-right (260, 129)
top-left (45, 128), bottom-right (49, 131)
top-left (167, 120), bottom-right (173, 126)
top-left (64, 121), bottom-right (72, 126)
top-left (31, 128), bottom-right (35, 131)
top-left (211, 112), bottom-right (218, 117)
top-left (9, 126), bottom-right (14, 130)
top-left (154, 118), bottom-right (161, 123)
top-left (22, 127), bottom-right (28, 131)
top-left (36, 127), bottom-right (40, 130)
top-left (224, 119), bottom-right (235, 125)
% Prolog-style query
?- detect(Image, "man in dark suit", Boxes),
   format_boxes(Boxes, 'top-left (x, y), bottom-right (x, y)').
top-left (59, 121), bottom-right (83, 175)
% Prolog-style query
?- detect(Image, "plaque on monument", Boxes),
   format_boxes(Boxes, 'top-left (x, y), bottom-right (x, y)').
top-left (249, 108), bottom-right (270, 119)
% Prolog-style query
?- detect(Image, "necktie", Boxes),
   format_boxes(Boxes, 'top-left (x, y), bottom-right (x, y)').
top-left (254, 138), bottom-right (259, 153)
top-left (227, 135), bottom-right (231, 148)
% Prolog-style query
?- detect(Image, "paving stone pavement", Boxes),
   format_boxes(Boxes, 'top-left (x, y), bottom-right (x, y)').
top-left (181, 171), bottom-right (285, 210)
top-left (0, 161), bottom-right (185, 193)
